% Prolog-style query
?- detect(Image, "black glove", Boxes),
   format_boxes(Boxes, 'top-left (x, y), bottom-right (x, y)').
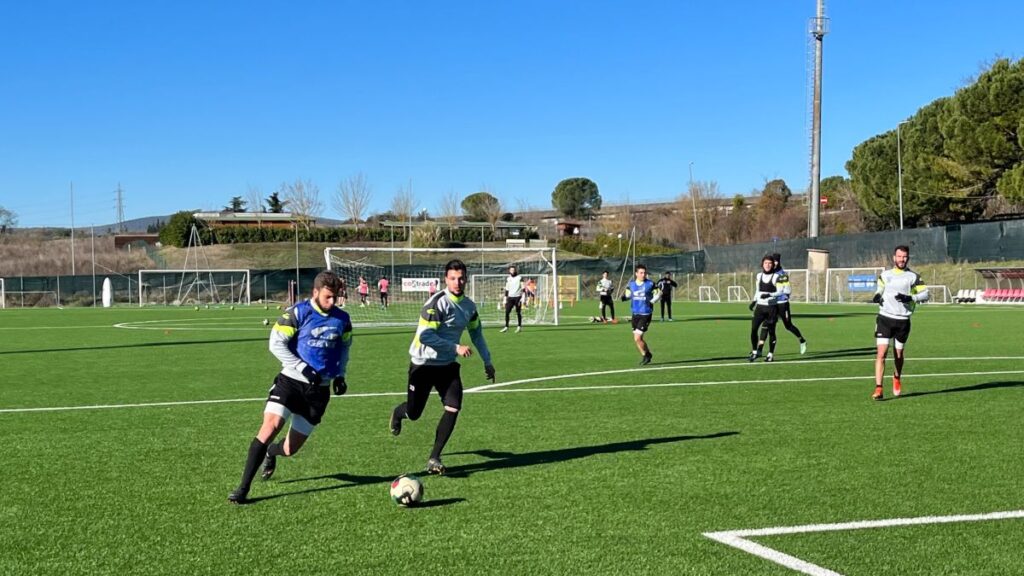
top-left (620, 294), bottom-right (629, 302)
top-left (871, 293), bottom-right (883, 304)
top-left (332, 377), bottom-right (347, 396)
top-left (895, 293), bottom-right (914, 303)
top-left (760, 292), bottom-right (772, 299)
top-left (301, 365), bottom-right (322, 386)
top-left (484, 364), bottom-right (496, 382)
top-left (748, 300), bottom-right (756, 311)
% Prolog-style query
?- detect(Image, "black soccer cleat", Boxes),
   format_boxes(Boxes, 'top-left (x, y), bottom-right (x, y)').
top-left (425, 457), bottom-right (446, 475)
top-left (390, 411), bottom-right (403, 436)
top-left (747, 351), bottom-right (759, 362)
top-left (764, 353), bottom-right (774, 363)
top-left (639, 352), bottom-right (652, 366)
top-left (260, 451), bottom-right (277, 481)
top-left (227, 488), bottom-right (249, 505)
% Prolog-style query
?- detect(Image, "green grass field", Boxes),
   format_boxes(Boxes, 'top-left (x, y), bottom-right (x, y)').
top-left (2, 301), bottom-right (1022, 575)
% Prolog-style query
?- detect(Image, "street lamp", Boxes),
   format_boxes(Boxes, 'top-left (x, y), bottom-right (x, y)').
top-left (688, 162), bottom-right (701, 251)
top-left (897, 121), bottom-right (908, 230)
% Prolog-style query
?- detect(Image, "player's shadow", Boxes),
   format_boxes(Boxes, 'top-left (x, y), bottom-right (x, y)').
top-left (441, 431), bottom-right (739, 479)
top-left (889, 380), bottom-right (1024, 401)
top-left (0, 337), bottom-right (265, 356)
top-left (805, 346), bottom-right (876, 359)
top-left (244, 471), bottom-right (398, 504)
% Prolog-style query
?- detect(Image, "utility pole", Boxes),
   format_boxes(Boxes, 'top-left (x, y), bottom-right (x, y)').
top-left (115, 182), bottom-right (126, 232)
top-left (808, 0), bottom-right (828, 238)
top-left (70, 182), bottom-right (76, 275)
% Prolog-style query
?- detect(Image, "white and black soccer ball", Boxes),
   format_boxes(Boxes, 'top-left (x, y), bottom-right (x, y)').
top-left (390, 474), bottom-right (423, 506)
top-left (262, 319), bottom-right (269, 326)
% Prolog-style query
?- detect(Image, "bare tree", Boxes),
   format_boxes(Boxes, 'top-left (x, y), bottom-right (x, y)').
top-left (333, 172), bottom-right (372, 230)
top-left (0, 206), bottom-right (17, 235)
top-left (391, 181), bottom-right (416, 239)
top-left (437, 190), bottom-right (462, 240)
top-left (280, 178), bottom-right (323, 231)
top-left (245, 185), bottom-right (265, 213)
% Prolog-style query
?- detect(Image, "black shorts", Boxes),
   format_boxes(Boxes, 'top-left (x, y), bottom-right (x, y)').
top-left (408, 362), bottom-right (464, 413)
top-left (631, 313), bottom-right (652, 333)
top-left (875, 315), bottom-right (911, 343)
top-left (600, 294), bottom-right (614, 306)
top-left (266, 373), bottom-right (331, 426)
top-left (505, 296), bottom-right (522, 310)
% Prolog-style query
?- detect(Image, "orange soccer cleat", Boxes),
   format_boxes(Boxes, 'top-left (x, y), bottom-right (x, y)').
top-left (893, 375), bottom-right (902, 397)
top-left (871, 385), bottom-right (884, 401)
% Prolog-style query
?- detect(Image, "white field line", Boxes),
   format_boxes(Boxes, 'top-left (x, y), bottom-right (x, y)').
top-left (465, 356), bottom-right (1024, 392)
top-left (1, 364), bottom-right (1022, 415)
top-left (704, 509), bottom-right (1024, 576)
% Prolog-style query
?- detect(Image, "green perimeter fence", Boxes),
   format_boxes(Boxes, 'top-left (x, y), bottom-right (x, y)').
top-left (3, 219), bottom-right (1023, 307)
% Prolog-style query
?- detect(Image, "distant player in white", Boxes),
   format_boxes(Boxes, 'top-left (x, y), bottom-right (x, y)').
top-left (596, 270), bottom-right (616, 323)
top-left (871, 245), bottom-right (929, 400)
top-left (500, 265), bottom-right (525, 333)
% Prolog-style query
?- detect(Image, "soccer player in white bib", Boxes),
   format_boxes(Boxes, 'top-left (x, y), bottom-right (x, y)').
top-left (500, 265), bottom-right (525, 333)
top-left (390, 259), bottom-right (495, 474)
top-left (871, 245), bottom-right (929, 400)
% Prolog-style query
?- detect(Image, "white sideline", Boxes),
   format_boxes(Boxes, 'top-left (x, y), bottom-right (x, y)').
top-left (1, 363), bottom-right (1023, 414)
top-left (704, 509), bottom-right (1024, 576)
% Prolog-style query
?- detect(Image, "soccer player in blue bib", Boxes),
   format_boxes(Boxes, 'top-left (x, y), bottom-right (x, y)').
top-left (621, 263), bottom-right (660, 365)
top-left (228, 271), bottom-right (353, 504)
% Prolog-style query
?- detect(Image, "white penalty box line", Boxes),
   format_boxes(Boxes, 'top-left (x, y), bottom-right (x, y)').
top-left (704, 510), bottom-right (1024, 576)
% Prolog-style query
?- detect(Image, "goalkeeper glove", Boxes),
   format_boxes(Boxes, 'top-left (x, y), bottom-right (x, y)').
top-left (895, 293), bottom-right (914, 303)
top-left (332, 377), bottom-right (347, 396)
top-left (748, 300), bottom-right (756, 311)
top-left (760, 292), bottom-right (772, 299)
top-left (301, 365), bottom-right (322, 386)
top-left (484, 364), bottom-right (496, 382)
top-left (871, 293), bottom-right (883, 304)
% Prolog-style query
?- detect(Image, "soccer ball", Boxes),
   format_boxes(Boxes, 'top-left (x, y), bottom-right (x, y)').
top-left (262, 319), bottom-right (269, 326)
top-left (390, 474), bottom-right (423, 506)
top-left (230, 305), bottom-right (235, 310)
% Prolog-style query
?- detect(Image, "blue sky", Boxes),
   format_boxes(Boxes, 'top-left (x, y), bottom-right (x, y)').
top-left (1, 1), bottom-right (1021, 228)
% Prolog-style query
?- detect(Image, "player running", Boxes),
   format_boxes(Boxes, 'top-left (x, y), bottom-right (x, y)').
top-left (228, 271), bottom-right (352, 504)
top-left (771, 253), bottom-right (807, 354)
top-left (871, 245), bottom-right (929, 400)
top-left (389, 259), bottom-right (495, 475)
top-left (622, 263), bottom-right (660, 365)
top-left (748, 254), bottom-right (787, 362)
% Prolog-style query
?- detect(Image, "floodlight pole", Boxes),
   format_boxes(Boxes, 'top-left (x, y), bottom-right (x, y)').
top-left (689, 162), bottom-right (701, 251)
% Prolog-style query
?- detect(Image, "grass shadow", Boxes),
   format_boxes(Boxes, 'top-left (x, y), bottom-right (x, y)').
top-left (441, 431), bottom-right (739, 479)
top-left (890, 380), bottom-right (1024, 401)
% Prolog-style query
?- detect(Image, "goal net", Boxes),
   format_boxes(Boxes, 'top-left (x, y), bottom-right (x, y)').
top-left (924, 285), bottom-right (951, 304)
top-left (469, 274), bottom-right (552, 325)
top-left (824, 267), bottom-right (884, 303)
top-left (324, 247), bottom-right (559, 326)
top-left (137, 269), bottom-right (251, 306)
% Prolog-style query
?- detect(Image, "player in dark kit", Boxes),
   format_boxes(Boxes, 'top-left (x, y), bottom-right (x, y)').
top-left (748, 254), bottom-right (787, 362)
top-left (656, 271), bottom-right (678, 321)
top-left (390, 259), bottom-right (495, 475)
top-left (770, 253), bottom-right (807, 354)
top-left (228, 271), bottom-right (353, 504)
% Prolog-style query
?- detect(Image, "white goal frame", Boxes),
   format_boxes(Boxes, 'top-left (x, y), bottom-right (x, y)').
top-left (137, 269), bottom-right (251, 306)
top-left (0, 278), bottom-right (4, 309)
top-left (324, 246), bottom-right (560, 325)
top-left (924, 284), bottom-right (951, 304)
top-left (469, 273), bottom-right (552, 325)
top-left (698, 285), bottom-right (721, 303)
top-left (824, 267), bottom-right (885, 304)
top-left (726, 285), bottom-right (750, 302)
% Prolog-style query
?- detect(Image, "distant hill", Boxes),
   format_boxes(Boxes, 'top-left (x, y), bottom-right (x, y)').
top-left (27, 213), bottom-right (346, 234)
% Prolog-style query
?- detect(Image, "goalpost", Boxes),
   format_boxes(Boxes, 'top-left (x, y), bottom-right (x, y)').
top-left (0, 278), bottom-right (3, 309)
top-left (824, 267), bottom-right (885, 303)
top-left (137, 269), bottom-right (251, 306)
top-left (324, 246), bottom-right (559, 326)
